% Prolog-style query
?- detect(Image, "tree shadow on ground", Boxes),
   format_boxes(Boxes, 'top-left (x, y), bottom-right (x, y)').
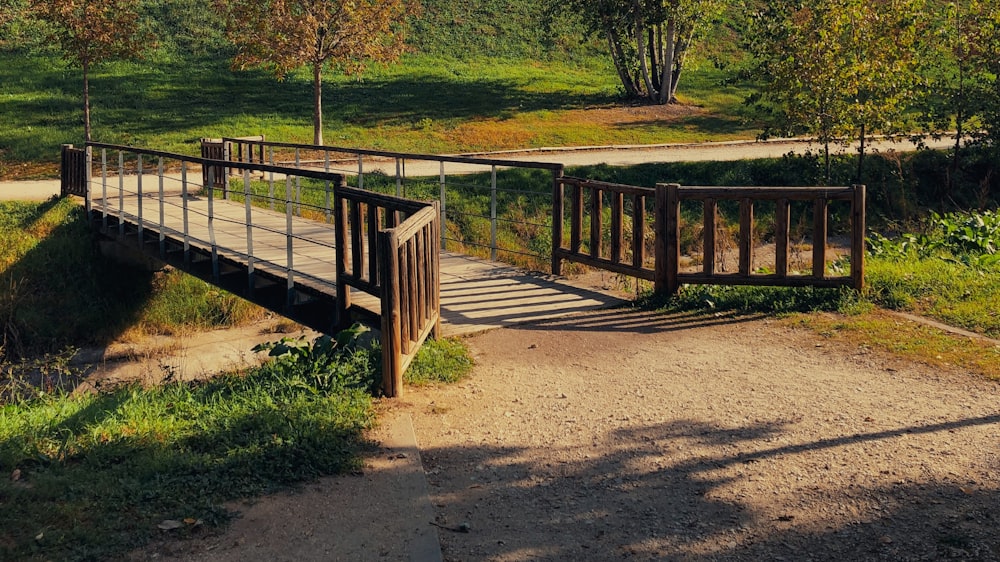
top-left (420, 414), bottom-right (1000, 561)
top-left (0, 55), bottom-right (619, 161)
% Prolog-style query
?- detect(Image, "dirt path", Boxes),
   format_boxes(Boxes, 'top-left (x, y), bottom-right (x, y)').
top-left (397, 308), bottom-right (1000, 561)
top-left (133, 308), bottom-right (1000, 561)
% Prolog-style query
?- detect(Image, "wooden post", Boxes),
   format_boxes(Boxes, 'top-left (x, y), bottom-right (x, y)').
top-left (851, 184), bottom-right (866, 290)
top-left (431, 200), bottom-right (442, 339)
top-left (654, 183), bottom-right (679, 294)
top-left (775, 198), bottom-right (789, 277)
top-left (812, 197), bottom-right (828, 279)
top-left (334, 177), bottom-right (351, 329)
top-left (379, 230), bottom-right (403, 397)
top-left (739, 198), bottom-right (753, 275)
top-left (551, 168), bottom-right (564, 275)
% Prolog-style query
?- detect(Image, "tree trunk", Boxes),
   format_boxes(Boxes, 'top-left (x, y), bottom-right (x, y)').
top-left (606, 27), bottom-right (639, 98)
top-left (83, 58), bottom-right (91, 142)
top-left (657, 19), bottom-right (676, 105)
top-left (634, 0), bottom-right (654, 100)
top-left (313, 62), bottom-right (323, 145)
top-left (824, 142), bottom-right (831, 186)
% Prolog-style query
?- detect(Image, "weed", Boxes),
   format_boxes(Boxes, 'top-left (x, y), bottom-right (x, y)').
top-left (406, 338), bottom-right (474, 385)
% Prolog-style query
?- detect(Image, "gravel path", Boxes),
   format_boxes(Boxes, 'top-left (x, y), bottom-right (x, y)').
top-left (401, 308), bottom-right (1000, 561)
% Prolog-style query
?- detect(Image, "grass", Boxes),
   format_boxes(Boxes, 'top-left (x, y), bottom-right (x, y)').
top-left (0, 325), bottom-right (473, 560)
top-left (0, 51), bottom-right (756, 179)
top-left (791, 310), bottom-right (1000, 380)
top-left (0, 198), bottom-right (264, 360)
top-left (0, 334), bottom-right (379, 561)
top-left (405, 338), bottom-right (474, 385)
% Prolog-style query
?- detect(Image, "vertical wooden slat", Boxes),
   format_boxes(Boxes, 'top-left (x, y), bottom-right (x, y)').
top-left (368, 205), bottom-right (381, 286)
top-left (551, 169), bottom-right (565, 275)
top-left (350, 200), bottom-right (363, 278)
top-left (423, 223), bottom-right (433, 322)
top-left (739, 198), bottom-right (753, 275)
top-left (414, 232), bottom-right (426, 328)
top-left (590, 186), bottom-right (603, 259)
top-left (611, 190), bottom-right (624, 264)
top-left (407, 239), bottom-right (419, 344)
top-left (378, 230), bottom-right (403, 397)
top-left (632, 194), bottom-right (645, 269)
top-left (812, 197), bottom-right (828, 278)
top-left (703, 198), bottom-right (716, 275)
top-left (851, 184), bottom-right (866, 290)
top-left (571, 182), bottom-right (583, 254)
top-left (398, 244), bottom-right (412, 352)
top-left (775, 198), bottom-right (790, 277)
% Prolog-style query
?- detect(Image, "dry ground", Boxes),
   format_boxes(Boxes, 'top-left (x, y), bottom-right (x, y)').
top-left (400, 308), bottom-right (999, 561)
top-left (142, 308), bottom-right (1000, 561)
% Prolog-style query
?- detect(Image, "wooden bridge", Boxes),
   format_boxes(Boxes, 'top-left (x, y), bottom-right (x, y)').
top-left (60, 141), bottom-right (865, 396)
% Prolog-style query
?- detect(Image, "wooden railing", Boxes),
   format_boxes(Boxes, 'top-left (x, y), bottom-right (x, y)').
top-left (553, 178), bottom-right (865, 294)
top-left (552, 176), bottom-right (655, 280)
top-left (60, 144), bottom-right (89, 198)
top-left (656, 184), bottom-right (865, 292)
top-left (211, 137), bottom-right (564, 265)
top-left (659, 183), bottom-right (865, 293)
top-left (334, 186), bottom-right (441, 397)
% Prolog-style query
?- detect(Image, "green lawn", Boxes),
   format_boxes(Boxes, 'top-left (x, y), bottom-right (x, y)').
top-left (0, 51), bottom-right (756, 179)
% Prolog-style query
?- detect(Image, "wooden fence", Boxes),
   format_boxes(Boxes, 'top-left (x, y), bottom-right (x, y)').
top-left (334, 186), bottom-right (441, 397)
top-left (60, 144), bottom-right (89, 198)
top-left (553, 177), bottom-right (866, 293)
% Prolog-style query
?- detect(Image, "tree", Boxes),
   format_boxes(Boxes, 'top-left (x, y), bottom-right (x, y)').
top-left (915, 0), bottom-right (999, 197)
top-left (556, 0), bottom-right (725, 104)
top-left (214, 0), bottom-right (415, 146)
top-left (31, 0), bottom-right (153, 142)
top-left (743, 0), bottom-right (922, 184)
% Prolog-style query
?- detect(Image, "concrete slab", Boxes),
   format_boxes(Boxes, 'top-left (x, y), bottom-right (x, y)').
top-left (0, 179), bottom-right (60, 201)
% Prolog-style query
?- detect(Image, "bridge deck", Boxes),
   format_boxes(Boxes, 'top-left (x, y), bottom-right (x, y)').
top-left (91, 183), bottom-right (625, 337)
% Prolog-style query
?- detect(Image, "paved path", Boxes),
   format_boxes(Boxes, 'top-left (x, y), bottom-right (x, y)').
top-left (0, 137), bottom-right (954, 201)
